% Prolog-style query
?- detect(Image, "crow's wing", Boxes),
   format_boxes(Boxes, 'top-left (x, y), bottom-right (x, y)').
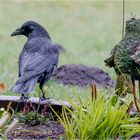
top-left (18, 45), bottom-right (59, 83)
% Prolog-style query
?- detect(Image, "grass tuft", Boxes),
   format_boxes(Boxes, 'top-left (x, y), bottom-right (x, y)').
top-left (53, 94), bottom-right (140, 139)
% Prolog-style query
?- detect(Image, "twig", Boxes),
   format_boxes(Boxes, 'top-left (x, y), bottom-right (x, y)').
top-left (91, 83), bottom-right (97, 101)
top-left (126, 101), bottom-right (134, 114)
top-left (4, 118), bottom-right (19, 136)
top-left (133, 82), bottom-right (140, 113)
top-left (122, 0), bottom-right (125, 38)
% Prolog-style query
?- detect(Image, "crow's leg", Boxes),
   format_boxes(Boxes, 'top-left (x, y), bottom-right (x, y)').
top-left (15, 94), bottom-right (29, 113)
top-left (20, 94), bottom-right (29, 102)
top-left (39, 80), bottom-right (48, 101)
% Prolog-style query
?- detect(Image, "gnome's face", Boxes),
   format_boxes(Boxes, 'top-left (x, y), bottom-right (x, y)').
top-left (126, 18), bottom-right (140, 33)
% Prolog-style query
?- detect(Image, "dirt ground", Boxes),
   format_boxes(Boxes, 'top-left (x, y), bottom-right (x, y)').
top-left (7, 122), bottom-right (64, 139)
top-left (53, 64), bottom-right (115, 88)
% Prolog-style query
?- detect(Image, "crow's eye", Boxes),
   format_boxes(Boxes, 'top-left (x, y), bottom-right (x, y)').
top-left (22, 26), bottom-right (27, 30)
top-left (29, 25), bottom-right (34, 31)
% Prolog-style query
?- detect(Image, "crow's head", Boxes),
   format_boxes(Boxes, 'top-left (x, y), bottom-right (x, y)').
top-left (11, 21), bottom-right (50, 39)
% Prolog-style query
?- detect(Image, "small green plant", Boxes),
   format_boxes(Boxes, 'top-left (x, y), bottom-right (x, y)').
top-left (16, 111), bottom-right (50, 126)
top-left (53, 95), bottom-right (140, 139)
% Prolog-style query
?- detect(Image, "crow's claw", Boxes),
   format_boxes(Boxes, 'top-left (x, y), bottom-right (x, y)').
top-left (20, 95), bottom-right (29, 102)
top-left (40, 97), bottom-right (50, 102)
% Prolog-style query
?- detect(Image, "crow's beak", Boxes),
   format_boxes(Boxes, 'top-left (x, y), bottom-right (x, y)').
top-left (10, 28), bottom-right (22, 36)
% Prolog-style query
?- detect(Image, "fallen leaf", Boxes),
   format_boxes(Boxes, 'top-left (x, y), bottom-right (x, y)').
top-left (0, 83), bottom-right (6, 92)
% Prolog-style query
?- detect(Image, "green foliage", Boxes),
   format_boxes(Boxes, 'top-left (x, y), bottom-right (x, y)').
top-left (0, 103), bottom-right (16, 139)
top-left (53, 95), bottom-right (140, 139)
top-left (0, 108), bottom-right (5, 118)
top-left (16, 111), bottom-right (50, 126)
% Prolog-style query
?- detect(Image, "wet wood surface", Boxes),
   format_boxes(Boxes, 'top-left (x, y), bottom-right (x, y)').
top-left (0, 95), bottom-right (71, 112)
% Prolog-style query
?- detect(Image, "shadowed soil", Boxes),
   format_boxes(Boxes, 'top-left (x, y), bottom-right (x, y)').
top-left (8, 122), bottom-right (64, 139)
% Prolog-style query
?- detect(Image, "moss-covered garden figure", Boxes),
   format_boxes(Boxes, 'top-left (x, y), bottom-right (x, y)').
top-left (105, 18), bottom-right (140, 98)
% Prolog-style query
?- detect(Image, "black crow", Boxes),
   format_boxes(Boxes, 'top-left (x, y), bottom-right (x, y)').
top-left (11, 21), bottom-right (59, 100)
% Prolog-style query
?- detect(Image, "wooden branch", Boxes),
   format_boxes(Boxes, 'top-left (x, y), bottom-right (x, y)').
top-left (133, 82), bottom-right (140, 113)
top-left (126, 101), bottom-right (134, 114)
top-left (0, 95), bottom-right (71, 113)
top-left (91, 83), bottom-right (97, 101)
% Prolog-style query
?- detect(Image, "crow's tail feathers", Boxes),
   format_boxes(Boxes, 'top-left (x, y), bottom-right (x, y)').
top-left (11, 77), bottom-right (38, 94)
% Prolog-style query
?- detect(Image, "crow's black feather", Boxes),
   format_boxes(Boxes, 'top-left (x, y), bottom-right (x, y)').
top-left (11, 21), bottom-right (59, 98)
